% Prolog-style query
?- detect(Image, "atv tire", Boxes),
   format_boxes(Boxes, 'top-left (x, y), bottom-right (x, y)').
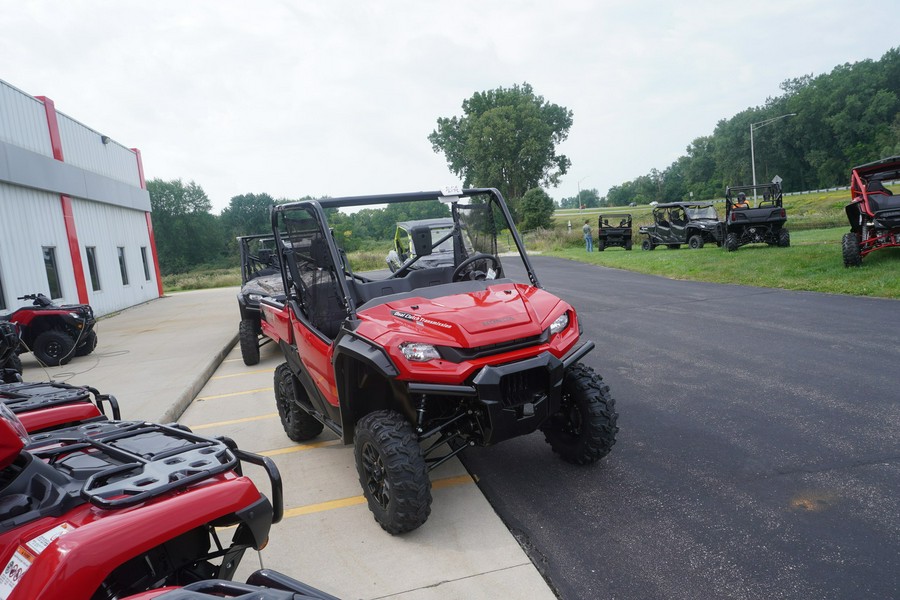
top-left (625, 239), bottom-right (633, 251)
top-left (542, 363), bottom-right (618, 465)
top-left (842, 232), bottom-right (862, 267)
top-left (597, 239), bottom-right (605, 252)
top-left (641, 239), bottom-right (654, 251)
top-left (354, 410), bottom-right (432, 534)
top-left (725, 232), bottom-right (739, 252)
top-left (778, 229), bottom-right (791, 248)
top-left (32, 329), bottom-right (75, 366)
top-left (274, 363), bottom-right (324, 441)
top-left (75, 330), bottom-right (98, 357)
top-left (239, 318), bottom-right (260, 366)
top-left (688, 234), bottom-right (704, 250)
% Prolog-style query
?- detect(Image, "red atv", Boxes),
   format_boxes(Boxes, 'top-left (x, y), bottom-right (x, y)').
top-left (0, 405), bottom-right (283, 600)
top-left (842, 155), bottom-right (900, 267)
top-left (0, 321), bottom-right (22, 383)
top-left (1, 293), bottom-right (98, 367)
top-left (1, 381), bottom-right (120, 434)
top-left (261, 188), bottom-right (619, 534)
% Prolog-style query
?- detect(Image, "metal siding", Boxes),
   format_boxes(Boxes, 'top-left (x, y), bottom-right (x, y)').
top-left (0, 81), bottom-right (53, 157)
top-left (0, 182), bottom-right (75, 308)
top-left (71, 197), bottom-right (159, 315)
top-left (57, 113), bottom-right (141, 187)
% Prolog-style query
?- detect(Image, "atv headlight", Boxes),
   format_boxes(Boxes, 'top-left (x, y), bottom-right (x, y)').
top-left (549, 313), bottom-right (569, 335)
top-left (248, 294), bottom-right (263, 302)
top-left (399, 342), bottom-right (441, 362)
top-left (69, 312), bottom-right (84, 320)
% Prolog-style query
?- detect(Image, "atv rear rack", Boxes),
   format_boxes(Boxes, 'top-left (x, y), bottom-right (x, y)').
top-left (1, 381), bottom-right (120, 419)
top-left (28, 421), bottom-right (281, 514)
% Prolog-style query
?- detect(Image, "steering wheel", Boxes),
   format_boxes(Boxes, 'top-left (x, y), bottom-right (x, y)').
top-left (451, 253), bottom-right (503, 282)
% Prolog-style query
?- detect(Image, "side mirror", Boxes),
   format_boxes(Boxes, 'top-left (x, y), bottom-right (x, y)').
top-left (408, 225), bottom-right (433, 258)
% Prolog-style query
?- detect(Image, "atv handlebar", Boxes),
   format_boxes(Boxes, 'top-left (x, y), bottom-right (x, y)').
top-left (17, 293), bottom-right (53, 307)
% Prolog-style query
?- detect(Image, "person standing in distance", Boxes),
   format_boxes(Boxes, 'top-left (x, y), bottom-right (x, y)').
top-left (583, 219), bottom-right (593, 252)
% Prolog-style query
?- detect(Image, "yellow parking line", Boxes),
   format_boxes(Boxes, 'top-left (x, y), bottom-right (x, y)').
top-left (260, 440), bottom-right (343, 456)
top-left (186, 412), bottom-right (279, 430)
top-left (212, 368), bottom-right (274, 380)
top-left (197, 387), bottom-right (273, 401)
top-left (281, 474), bottom-right (475, 519)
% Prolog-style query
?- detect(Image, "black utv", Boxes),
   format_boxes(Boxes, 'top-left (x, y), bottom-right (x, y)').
top-left (639, 202), bottom-right (724, 250)
top-left (723, 177), bottom-right (790, 251)
top-left (236, 234), bottom-right (284, 365)
top-left (597, 214), bottom-right (633, 250)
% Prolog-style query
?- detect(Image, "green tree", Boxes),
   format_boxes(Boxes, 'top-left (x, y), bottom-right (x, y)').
top-left (220, 193), bottom-right (276, 239)
top-left (147, 178), bottom-right (225, 273)
top-left (428, 83), bottom-right (573, 208)
top-left (519, 188), bottom-right (555, 232)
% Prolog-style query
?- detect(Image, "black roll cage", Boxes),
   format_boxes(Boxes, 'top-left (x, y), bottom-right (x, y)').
top-left (269, 188), bottom-right (541, 322)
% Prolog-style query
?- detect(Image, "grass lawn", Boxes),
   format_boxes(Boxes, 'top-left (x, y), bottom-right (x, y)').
top-left (545, 227), bottom-right (900, 299)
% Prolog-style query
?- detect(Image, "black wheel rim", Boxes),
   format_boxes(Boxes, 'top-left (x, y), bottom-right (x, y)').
top-left (45, 339), bottom-right (64, 359)
top-left (277, 377), bottom-right (293, 426)
top-left (361, 442), bottom-right (390, 509)
top-left (558, 392), bottom-right (583, 438)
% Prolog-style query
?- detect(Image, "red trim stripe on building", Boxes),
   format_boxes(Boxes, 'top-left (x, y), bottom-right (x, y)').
top-left (37, 96), bottom-right (89, 304)
top-left (132, 148), bottom-right (163, 297)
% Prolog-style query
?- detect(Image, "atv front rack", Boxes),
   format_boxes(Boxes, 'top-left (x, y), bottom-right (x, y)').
top-left (0, 381), bottom-right (120, 419)
top-left (28, 421), bottom-right (280, 513)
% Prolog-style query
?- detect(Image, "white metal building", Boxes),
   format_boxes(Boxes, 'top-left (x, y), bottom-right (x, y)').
top-left (0, 79), bottom-right (162, 317)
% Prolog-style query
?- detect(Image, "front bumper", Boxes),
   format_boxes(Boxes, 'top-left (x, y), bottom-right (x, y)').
top-left (407, 341), bottom-right (594, 446)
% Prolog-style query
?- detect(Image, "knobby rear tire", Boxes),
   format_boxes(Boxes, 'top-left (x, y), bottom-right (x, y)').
top-left (274, 362), bottom-right (325, 441)
top-left (842, 232), bottom-right (862, 267)
top-left (239, 318), bottom-right (261, 366)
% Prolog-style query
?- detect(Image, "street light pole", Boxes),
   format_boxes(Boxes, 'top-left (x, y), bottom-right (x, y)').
top-left (577, 176), bottom-right (590, 212)
top-left (750, 113), bottom-right (796, 200)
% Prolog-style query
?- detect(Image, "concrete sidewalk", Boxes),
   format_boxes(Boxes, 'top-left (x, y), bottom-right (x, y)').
top-left (21, 287), bottom-right (239, 423)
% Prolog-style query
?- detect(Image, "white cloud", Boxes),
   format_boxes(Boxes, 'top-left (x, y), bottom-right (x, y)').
top-left (1, 0), bottom-right (895, 211)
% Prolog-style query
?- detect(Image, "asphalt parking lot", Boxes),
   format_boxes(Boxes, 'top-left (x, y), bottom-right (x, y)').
top-left (462, 256), bottom-right (900, 600)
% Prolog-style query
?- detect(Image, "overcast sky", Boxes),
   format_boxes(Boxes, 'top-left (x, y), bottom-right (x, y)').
top-left (2, 0), bottom-right (896, 213)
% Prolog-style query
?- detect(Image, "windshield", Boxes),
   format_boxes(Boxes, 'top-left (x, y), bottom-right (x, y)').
top-left (686, 205), bottom-right (718, 220)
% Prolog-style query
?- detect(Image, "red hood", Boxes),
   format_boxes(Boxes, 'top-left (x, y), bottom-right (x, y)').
top-left (356, 282), bottom-right (566, 348)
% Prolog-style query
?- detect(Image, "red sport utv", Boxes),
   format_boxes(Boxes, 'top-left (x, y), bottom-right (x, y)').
top-left (260, 187), bottom-right (619, 534)
top-left (0, 405), bottom-right (283, 600)
top-left (842, 155), bottom-right (900, 267)
top-left (1, 293), bottom-right (98, 366)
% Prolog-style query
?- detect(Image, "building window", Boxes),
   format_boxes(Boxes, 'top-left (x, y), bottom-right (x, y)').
top-left (118, 246), bottom-right (129, 285)
top-left (43, 246), bottom-right (63, 299)
top-left (86, 247), bottom-right (101, 292)
top-left (141, 246), bottom-right (151, 281)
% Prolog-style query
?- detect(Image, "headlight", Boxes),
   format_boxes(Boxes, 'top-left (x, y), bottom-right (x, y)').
top-left (68, 312), bottom-right (83, 320)
top-left (399, 342), bottom-right (441, 362)
top-left (248, 294), bottom-right (263, 302)
top-left (549, 313), bottom-right (569, 335)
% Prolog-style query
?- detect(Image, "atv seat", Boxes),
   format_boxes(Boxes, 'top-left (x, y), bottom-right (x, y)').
top-left (306, 280), bottom-right (346, 338)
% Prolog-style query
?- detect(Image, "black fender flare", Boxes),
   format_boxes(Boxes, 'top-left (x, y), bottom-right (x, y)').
top-left (332, 330), bottom-right (400, 444)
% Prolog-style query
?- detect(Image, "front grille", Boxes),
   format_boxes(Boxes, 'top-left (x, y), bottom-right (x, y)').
top-left (438, 331), bottom-right (548, 363)
top-left (499, 367), bottom-right (548, 408)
